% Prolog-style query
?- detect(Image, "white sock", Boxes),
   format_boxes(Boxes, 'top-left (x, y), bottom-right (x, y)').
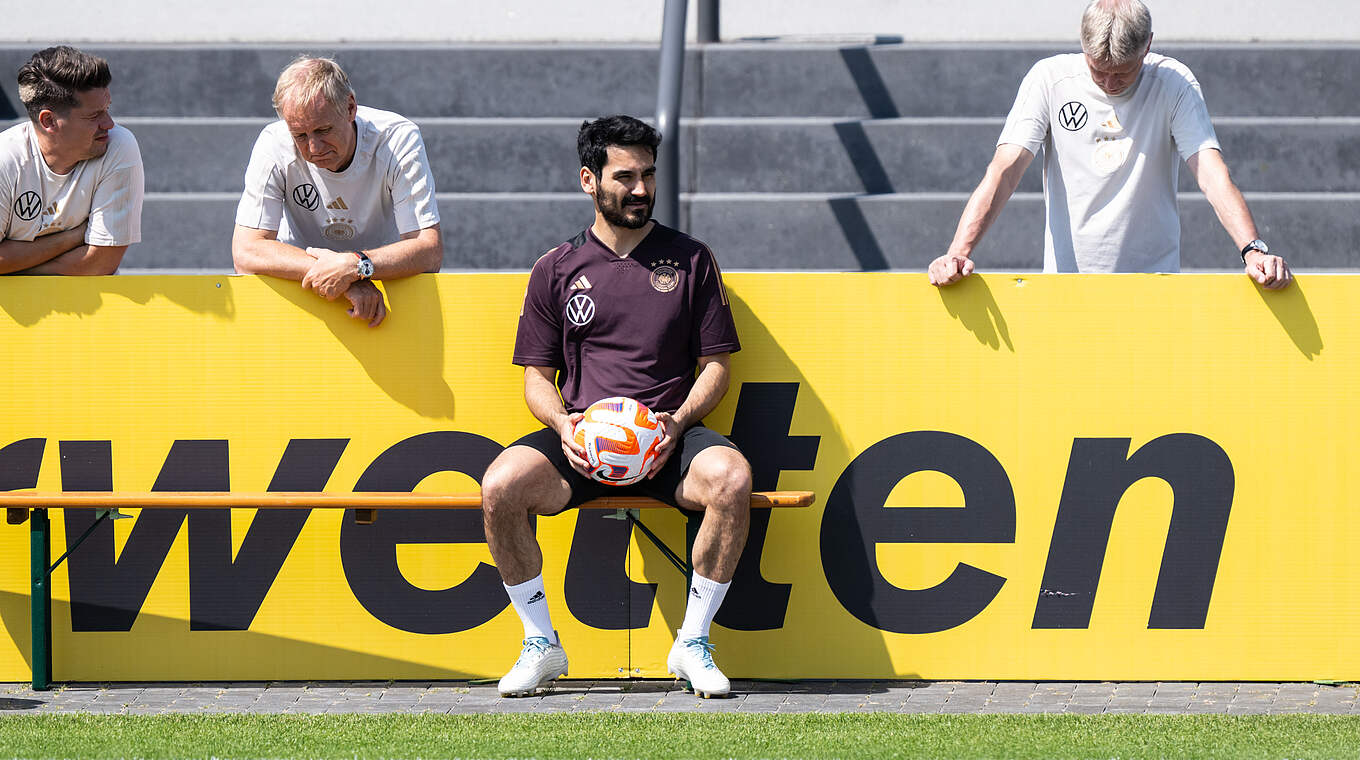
top-left (504, 575), bottom-right (556, 643)
top-left (678, 573), bottom-right (730, 639)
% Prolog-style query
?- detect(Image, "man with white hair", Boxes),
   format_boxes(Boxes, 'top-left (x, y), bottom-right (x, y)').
top-left (930, 0), bottom-right (1291, 288)
top-left (0, 46), bottom-right (143, 274)
top-left (232, 56), bottom-right (442, 326)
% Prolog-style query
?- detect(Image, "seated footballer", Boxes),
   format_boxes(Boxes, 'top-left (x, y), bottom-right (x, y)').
top-left (481, 115), bottom-right (753, 699)
top-left (231, 56), bottom-right (442, 326)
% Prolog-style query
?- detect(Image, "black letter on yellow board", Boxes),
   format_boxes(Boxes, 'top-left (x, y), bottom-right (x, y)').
top-left (0, 438), bottom-right (44, 491)
top-left (718, 382), bottom-right (819, 629)
top-left (564, 511), bottom-right (658, 630)
top-left (189, 439), bottom-right (346, 630)
top-left (340, 431), bottom-right (505, 634)
top-left (820, 431), bottom-right (1015, 634)
top-left (63, 439), bottom-right (341, 631)
top-left (1032, 434), bottom-right (1234, 630)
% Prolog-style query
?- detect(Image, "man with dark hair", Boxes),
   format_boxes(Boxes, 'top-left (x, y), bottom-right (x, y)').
top-left (233, 56), bottom-right (442, 327)
top-left (481, 114), bottom-right (751, 699)
top-left (0, 46), bottom-right (143, 274)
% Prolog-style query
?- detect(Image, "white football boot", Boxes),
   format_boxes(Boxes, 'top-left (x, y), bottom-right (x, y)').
top-left (497, 634), bottom-right (568, 697)
top-left (667, 633), bottom-right (730, 698)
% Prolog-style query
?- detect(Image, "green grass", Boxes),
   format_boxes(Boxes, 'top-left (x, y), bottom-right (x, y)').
top-left (0, 714), bottom-right (1357, 759)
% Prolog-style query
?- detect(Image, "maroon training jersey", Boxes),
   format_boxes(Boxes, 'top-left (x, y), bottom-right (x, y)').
top-left (513, 223), bottom-right (741, 414)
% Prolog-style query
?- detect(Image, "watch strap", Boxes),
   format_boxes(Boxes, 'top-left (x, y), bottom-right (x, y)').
top-left (1239, 240), bottom-right (1268, 263)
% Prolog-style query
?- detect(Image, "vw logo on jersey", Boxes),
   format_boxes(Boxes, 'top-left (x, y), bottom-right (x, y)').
top-left (1058, 101), bottom-right (1089, 131)
top-left (292, 184), bottom-right (320, 210)
top-left (566, 294), bottom-right (595, 326)
top-left (13, 191), bottom-right (41, 221)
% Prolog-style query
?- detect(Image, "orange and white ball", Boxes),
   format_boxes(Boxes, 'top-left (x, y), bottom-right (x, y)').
top-left (572, 397), bottom-right (664, 486)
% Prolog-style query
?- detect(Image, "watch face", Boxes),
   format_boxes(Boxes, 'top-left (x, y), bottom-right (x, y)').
top-left (358, 259), bottom-right (374, 278)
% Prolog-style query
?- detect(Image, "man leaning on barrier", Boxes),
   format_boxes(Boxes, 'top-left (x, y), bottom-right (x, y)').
top-left (930, 0), bottom-right (1292, 289)
top-left (0, 46), bottom-right (143, 275)
top-left (480, 115), bottom-right (752, 699)
top-left (232, 56), bottom-right (442, 326)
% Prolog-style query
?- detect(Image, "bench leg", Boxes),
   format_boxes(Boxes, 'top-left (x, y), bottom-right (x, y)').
top-left (684, 513), bottom-right (701, 588)
top-left (30, 508), bottom-right (50, 691)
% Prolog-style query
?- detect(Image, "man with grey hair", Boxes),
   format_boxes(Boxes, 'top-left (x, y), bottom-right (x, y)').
top-left (233, 56), bottom-right (442, 326)
top-left (930, 0), bottom-right (1291, 288)
top-left (0, 46), bottom-right (143, 274)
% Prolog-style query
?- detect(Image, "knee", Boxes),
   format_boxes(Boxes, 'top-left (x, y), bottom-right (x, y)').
top-left (695, 452), bottom-right (752, 509)
top-left (480, 458), bottom-right (525, 519)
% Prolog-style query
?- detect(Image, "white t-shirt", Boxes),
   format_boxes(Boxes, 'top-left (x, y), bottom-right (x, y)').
top-left (235, 106), bottom-right (440, 251)
top-left (997, 53), bottom-right (1220, 273)
top-left (0, 121), bottom-right (143, 246)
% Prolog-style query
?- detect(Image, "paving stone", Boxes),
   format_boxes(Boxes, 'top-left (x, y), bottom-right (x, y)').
top-left (9, 680), bottom-right (1360, 715)
top-left (1227, 704), bottom-right (1272, 714)
top-left (1113, 684), bottom-right (1159, 696)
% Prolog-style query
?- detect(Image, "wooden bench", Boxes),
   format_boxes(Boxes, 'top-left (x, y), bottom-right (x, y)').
top-left (1, 490), bottom-right (814, 690)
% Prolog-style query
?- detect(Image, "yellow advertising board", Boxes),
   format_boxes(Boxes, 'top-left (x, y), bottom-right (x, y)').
top-left (0, 272), bottom-right (1353, 682)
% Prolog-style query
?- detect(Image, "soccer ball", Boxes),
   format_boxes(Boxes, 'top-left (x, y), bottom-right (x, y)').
top-left (572, 397), bottom-right (664, 486)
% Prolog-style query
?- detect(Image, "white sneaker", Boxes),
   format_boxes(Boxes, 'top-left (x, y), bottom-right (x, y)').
top-left (497, 634), bottom-right (568, 697)
top-left (667, 633), bottom-right (730, 698)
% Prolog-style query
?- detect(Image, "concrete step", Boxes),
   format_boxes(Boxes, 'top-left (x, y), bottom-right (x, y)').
top-left (693, 117), bottom-right (1360, 194)
top-left (98, 117), bottom-right (1360, 195)
top-left (702, 43), bottom-right (1360, 118)
top-left (3, 43), bottom-right (1357, 120)
top-left (0, 44), bottom-right (694, 120)
top-left (134, 192), bottom-right (1359, 271)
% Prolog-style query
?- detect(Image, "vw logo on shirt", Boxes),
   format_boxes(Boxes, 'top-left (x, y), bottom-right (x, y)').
top-left (292, 184), bottom-right (320, 210)
top-left (566, 294), bottom-right (595, 326)
top-left (13, 191), bottom-right (41, 221)
top-left (1058, 101), bottom-right (1089, 131)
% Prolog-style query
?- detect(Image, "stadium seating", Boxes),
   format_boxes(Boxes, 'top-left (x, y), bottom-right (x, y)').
top-left (0, 43), bottom-right (1355, 271)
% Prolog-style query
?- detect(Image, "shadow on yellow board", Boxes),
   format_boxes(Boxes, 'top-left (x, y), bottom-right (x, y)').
top-left (0, 589), bottom-right (471, 681)
top-left (256, 276), bottom-right (456, 419)
top-left (1253, 279), bottom-right (1322, 359)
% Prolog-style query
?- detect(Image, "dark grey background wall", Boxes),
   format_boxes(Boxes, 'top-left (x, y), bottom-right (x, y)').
top-left (2, 43), bottom-right (1357, 271)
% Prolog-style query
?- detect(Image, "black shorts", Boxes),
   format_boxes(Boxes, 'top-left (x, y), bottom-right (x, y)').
top-left (511, 424), bottom-right (739, 513)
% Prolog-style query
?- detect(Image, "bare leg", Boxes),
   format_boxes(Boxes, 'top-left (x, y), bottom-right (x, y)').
top-left (668, 445), bottom-right (751, 698)
top-left (481, 445), bottom-right (572, 585)
top-left (675, 446), bottom-right (752, 582)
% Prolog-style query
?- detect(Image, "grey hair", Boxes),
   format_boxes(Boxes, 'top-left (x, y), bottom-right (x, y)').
top-left (1080, 0), bottom-right (1152, 65)
top-left (272, 55), bottom-right (354, 117)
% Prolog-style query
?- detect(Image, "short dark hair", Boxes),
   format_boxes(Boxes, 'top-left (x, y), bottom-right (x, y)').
top-left (17, 46), bottom-right (112, 122)
top-left (577, 115), bottom-right (661, 176)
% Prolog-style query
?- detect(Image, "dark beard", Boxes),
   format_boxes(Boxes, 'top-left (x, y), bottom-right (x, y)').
top-left (596, 191), bottom-right (653, 229)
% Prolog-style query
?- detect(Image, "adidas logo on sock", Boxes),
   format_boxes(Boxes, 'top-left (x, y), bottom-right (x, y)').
top-left (527, 590), bottom-right (546, 604)
top-left (690, 586), bottom-right (702, 598)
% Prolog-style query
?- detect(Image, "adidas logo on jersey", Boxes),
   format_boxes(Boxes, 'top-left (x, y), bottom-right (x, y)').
top-left (569, 276), bottom-right (593, 291)
top-left (326, 197), bottom-right (349, 210)
top-left (527, 590), bottom-right (546, 604)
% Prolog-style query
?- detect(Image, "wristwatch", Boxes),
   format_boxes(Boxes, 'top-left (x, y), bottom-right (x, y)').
top-left (1239, 239), bottom-right (1269, 263)
top-left (355, 250), bottom-right (374, 279)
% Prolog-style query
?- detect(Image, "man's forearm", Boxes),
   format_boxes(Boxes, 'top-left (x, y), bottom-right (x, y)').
top-left (948, 168), bottom-right (1022, 258)
top-left (1190, 149), bottom-right (1259, 249)
top-left (367, 226), bottom-right (443, 277)
top-left (524, 368), bottom-right (571, 434)
top-left (0, 226), bottom-right (88, 274)
top-left (232, 235), bottom-right (317, 279)
top-left (15, 244), bottom-right (126, 275)
top-left (672, 360), bottom-right (730, 430)
top-left (1200, 175), bottom-right (1259, 249)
